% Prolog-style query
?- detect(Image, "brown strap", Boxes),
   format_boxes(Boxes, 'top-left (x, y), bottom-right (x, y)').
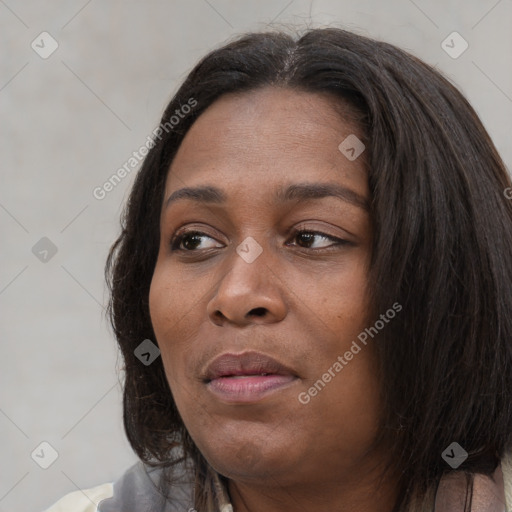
top-left (434, 463), bottom-right (507, 512)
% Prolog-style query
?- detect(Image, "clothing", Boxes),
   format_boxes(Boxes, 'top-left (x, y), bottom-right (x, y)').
top-left (44, 457), bottom-right (232, 512)
top-left (44, 448), bottom-right (512, 512)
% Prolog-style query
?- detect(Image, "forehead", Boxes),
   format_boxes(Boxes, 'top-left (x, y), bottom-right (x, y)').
top-left (165, 87), bottom-right (367, 198)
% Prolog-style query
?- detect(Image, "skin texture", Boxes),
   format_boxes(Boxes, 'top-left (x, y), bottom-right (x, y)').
top-left (149, 87), bottom-right (398, 512)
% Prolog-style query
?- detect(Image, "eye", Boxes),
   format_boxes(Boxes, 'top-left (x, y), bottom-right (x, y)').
top-left (170, 230), bottom-right (223, 251)
top-left (170, 228), bottom-right (351, 253)
top-left (287, 229), bottom-right (350, 250)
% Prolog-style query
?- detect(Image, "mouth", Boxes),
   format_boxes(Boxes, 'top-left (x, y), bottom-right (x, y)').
top-left (203, 351), bottom-right (299, 403)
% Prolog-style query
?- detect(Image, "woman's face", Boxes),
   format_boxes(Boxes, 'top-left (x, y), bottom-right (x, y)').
top-left (149, 87), bottom-right (382, 489)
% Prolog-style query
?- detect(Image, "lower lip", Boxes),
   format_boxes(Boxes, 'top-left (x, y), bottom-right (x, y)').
top-left (207, 375), bottom-right (297, 403)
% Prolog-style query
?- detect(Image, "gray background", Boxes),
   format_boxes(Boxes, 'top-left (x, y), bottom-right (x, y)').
top-left (1, 1), bottom-right (511, 511)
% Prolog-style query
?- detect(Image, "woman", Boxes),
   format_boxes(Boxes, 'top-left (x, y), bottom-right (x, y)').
top-left (45, 27), bottom-right (512, 512)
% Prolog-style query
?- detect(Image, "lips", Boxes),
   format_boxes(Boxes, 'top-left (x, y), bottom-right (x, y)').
top-left (203, 351), bottom-right (298, 403)
top-left (204, 351), bottom-right (295, 380)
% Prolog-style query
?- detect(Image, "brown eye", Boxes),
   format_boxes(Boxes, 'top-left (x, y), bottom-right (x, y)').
top-left (289, 229), bottom-right (350, 250)
top-left (169, 229), bottom-right (350, 253)
top-left (170, 231), bottom-right (222, 251)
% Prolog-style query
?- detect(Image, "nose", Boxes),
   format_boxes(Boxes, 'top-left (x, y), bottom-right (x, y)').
top-left (206, 244), bottom-right (287, 327)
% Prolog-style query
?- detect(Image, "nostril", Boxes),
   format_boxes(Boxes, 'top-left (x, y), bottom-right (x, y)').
top-left (250, 307), bottom-right (267, 317)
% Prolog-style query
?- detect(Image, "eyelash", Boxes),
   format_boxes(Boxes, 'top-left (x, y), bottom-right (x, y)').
top-left (169, 228), bottom-right (350, 253)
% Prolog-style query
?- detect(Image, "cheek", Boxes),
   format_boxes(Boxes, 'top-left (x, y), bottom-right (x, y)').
top-left (148, 262), bottom-right (210, 404)
top-left (149, 265), bottom-right (187, 380)
top-left (308, 257), bottom-right (371, 346)
top-left (297, 341), bottom-right (382, 462)
top-left (297, 260), bottom-right (379, 435)
top-left (149, 270), bottom-right (172, 345)
top-left (149, 259), bottom-right (199, 337)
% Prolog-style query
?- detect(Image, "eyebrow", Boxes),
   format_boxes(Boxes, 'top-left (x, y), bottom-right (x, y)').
top-left (165, 182), bottom-right (370, 211)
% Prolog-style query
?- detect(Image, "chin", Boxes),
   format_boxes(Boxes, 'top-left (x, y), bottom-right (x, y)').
top-left (191, 422), bottom-right (299, 482)
top-left (209, 450), bottom-right (293, 484)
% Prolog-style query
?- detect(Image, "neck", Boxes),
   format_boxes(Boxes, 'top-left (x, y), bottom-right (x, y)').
top-left (226, 461), bottom-right (400, 512)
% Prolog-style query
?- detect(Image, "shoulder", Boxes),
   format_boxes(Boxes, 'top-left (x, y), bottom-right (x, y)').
top-left (44, 482), bottom-right (114, 512)
top-left (433, 447), bottom-right (512, 512)
top-left (44, 460), bottom-right (196, 512)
